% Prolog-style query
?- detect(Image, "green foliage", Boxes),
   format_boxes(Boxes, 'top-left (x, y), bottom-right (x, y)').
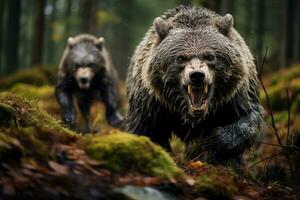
top-left (169, 133), bottom-right (186, 165)
top-left (84, 131), bottom-right (184, 179)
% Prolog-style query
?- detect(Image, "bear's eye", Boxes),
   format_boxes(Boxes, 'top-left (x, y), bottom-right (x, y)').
top-left (88, 63), bottom-right (96, 68)
top-left (204, 54), bottom-right (216, 62)
top-left (176, 56), bottom-right (186, 64)
top-left (74, 64), bottom-right (81, 68)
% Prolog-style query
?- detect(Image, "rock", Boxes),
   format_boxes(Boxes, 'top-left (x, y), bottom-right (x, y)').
top-left (84, 130), bottom-right (184, 180)
top-left (110, 185), bottom-right (178, 200)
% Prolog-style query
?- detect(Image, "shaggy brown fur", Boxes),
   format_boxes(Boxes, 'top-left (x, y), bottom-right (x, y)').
top-left (55, 34), bottom-right (124, 133)
top-left (126, 6), bottom-right (262, 164)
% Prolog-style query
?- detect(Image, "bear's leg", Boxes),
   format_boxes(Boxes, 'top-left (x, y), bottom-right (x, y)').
top-left (99, 77), bottom-right (124, 128)
top-left (76, 93), bottom-right (93, 133)
top-left (211, 109), bottom-right (262, 165)
top-left (126, 100), bottom-right (172, 148)
top-left (55, 89), bottom-right (76, 131)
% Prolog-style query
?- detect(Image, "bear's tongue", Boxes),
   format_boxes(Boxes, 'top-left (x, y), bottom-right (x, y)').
top-left (188, 85), bottom-right (207, 111)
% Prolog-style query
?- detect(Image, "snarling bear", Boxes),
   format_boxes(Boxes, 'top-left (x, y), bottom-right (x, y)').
top-left (126, 6), bottom-right (262, 164)
top-left (55, 34), bottom-right (124, 133)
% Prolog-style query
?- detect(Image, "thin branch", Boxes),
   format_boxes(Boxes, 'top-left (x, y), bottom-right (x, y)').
top-left (286, 89), bottom-right (291, 145)
top-left (249, 153), bottom-right (282, 169)
top-left (255, 140), bottom-right (300, 152)
top-left (257, 47), bottom-right (295, 180)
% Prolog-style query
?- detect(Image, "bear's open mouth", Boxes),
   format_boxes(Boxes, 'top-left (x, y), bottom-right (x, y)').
top-left (186, 85), bottom-right (209, 113)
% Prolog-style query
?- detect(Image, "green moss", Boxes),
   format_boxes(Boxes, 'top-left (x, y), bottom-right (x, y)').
top-left (270, 65), bottom-right (300, 86)
top-left (260, 83), bottom-right (286, 111)
top-left (0, 92), bottom-right (78, 142)
top-left (261, 77), bottom-right (300, 112)
top-left (194, 166), bottom-right (238, 199)
top-left (9, 83), bottom-right (60, 116)
top-left (0, 67), bottom-right (56, 90)
top-left (271, 112), bottom-right (289, 124)
top-left (84, 131), bottom-right (183, 179)
top-left (262, 66), bottom-right (300, 112)
top-left (10, 83), bottom-right (54, 99)
top-left (0, 102), bottom-right (17, 126)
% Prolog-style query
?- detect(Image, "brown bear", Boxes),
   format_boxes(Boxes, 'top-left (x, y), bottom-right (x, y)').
top-left (126, 6), bottom-right (262, 165)
top-left (55, 34), bottom-right (124, 133)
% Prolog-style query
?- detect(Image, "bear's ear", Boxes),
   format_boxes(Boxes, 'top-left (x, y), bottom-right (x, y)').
top-left (95, 37), bottom-right (105, 50)
top-left (153, 17), bottom-right (171, 40)
top-left (68, 37), bottom-right (76, 48)
top-left (216, 14), bottom-right (234, 36)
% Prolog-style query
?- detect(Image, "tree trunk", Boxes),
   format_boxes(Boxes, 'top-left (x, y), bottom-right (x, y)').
top-left (31, 0), bottom-right (46, 67)
top-left (244, 0), bottom-right (253, 46)
top-left (177, 0), bottom-right (192, 6)
top-left (0, 0), bottom-right (5, 74)
top-left (45, 0), bottom-right (56, 64)
top-left (220, 0), bottom-right (235, 15)
top-left (256, 0), bottom-right (265, 59)
top-left (279, 0), bottom-right (287, 69)
top-left (79, 0), bottom-right (97, 34)
top-left (286, 0), bottom-right (298, 65)
top-left (202, 0), bottom-right (221, 13)
top-left (296, 1), bottom-right (300, 63)
top-left (4, 0), bottom-right (21, 74)
top-left (65, 0), bottom-right (72, 36)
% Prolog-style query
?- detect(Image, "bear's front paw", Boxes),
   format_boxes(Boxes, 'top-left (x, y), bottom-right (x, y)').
top-left (107, 112), bottom-right (124, 128)
top-left (212, 126), bottom-right (238, 152)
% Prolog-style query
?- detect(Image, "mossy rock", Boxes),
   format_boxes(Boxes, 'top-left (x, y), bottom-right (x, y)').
top-left (9, 83), bottom-right (60, 116)
top-left (0, 92), bottom-right (78, 142)
top-left (10, 83), bottom-right (54, 99)
top-left (0, 92), bottom-right (79, 162)
top-left (84, 131), bottom-right (184, 179)
top-left (0, 67), bottom-right (57, 90)
top-left (194, 166), bottom-right (238, 199)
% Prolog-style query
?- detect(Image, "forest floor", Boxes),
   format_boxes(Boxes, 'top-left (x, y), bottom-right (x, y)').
top-left (0, 66), bottom-right (300, 200)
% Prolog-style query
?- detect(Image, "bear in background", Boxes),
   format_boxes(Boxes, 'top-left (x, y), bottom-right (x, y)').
top-left (55, 34), bottom-right (124, 133)
top-left (126, 6), bottom-right (262, 165)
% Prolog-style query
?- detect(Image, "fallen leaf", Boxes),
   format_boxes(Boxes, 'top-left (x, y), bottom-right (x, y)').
top-left (187, 161), bottom-right (205, 169)
top-left (48, 161), bottom-right (69, 175)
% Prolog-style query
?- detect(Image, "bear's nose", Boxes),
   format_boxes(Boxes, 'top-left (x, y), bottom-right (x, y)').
top-left (189, 71), bottom-right (205, 85)
top-left (80, 77), bottom-right (88, 84)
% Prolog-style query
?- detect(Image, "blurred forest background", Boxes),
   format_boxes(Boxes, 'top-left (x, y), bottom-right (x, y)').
top-left (0, 0), bottom-right (300, 78)
top-left (0, 1), bottom-right (300, 198)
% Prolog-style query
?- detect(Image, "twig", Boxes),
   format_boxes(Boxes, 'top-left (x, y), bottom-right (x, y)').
top-left (255, 140), bottom-right (300, 152)
top-left (286, 89), bottom-right (291, 145)
top-left (257, 47), bottom-right (295, 180)
top-left (249, 153), bottom-right (282, 169)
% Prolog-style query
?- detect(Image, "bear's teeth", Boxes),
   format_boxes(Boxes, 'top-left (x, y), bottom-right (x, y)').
top-left (204, 85), bottom-right (208, 94)
top-left (190, 102), bottom-right (207, 111)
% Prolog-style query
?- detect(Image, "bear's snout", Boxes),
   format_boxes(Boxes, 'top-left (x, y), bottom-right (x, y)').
top-left (79, 77), bottom-right (88, 84)
top-left (189, 71), bottom-right (205, 86)
top-left (75, 67), bottom-right (94, 89)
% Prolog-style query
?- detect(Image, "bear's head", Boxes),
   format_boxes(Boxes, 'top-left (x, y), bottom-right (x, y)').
top-left (148, 7), bottom-right (247, 122)
top-left (65, 35), bottom-right (106, 89)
